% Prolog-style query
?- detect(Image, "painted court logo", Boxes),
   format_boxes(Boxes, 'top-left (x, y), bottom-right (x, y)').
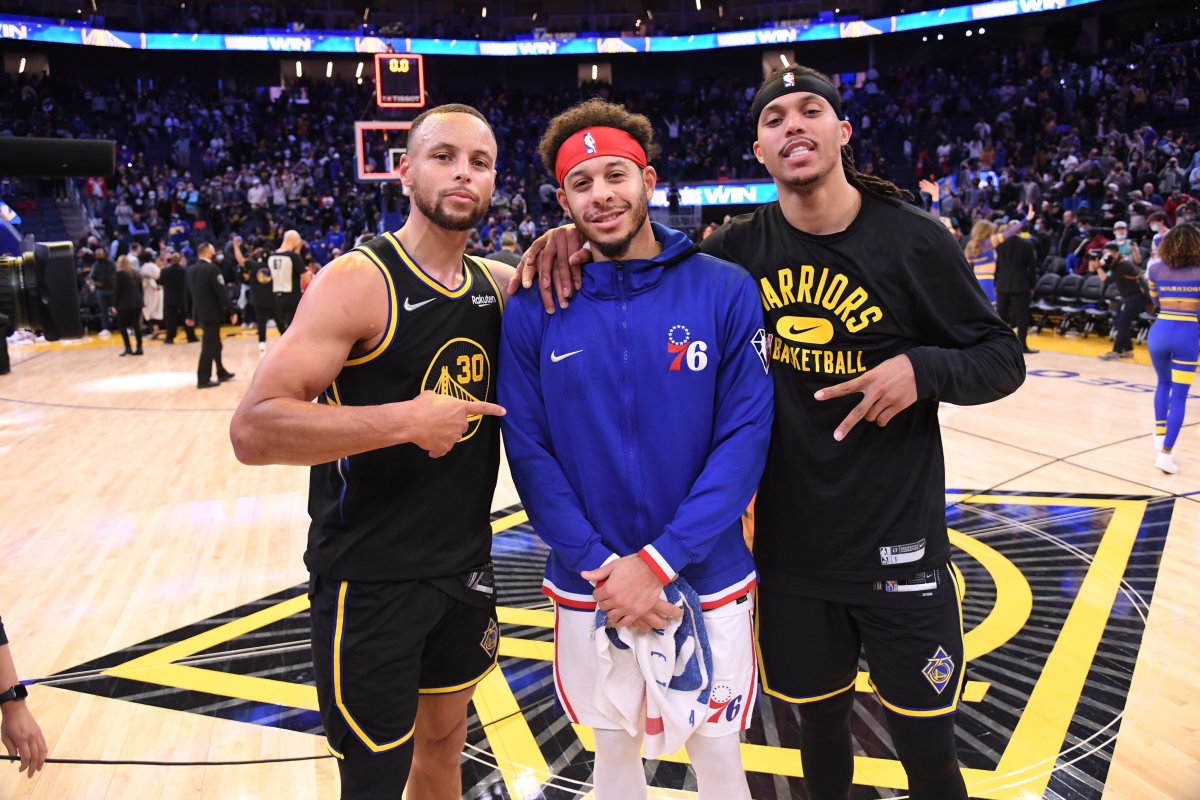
top-left (922, 645), bottom-right (955, 695)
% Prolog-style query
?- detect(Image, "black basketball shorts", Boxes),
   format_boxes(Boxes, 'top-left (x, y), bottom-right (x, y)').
top-left (755, 563), bottom-right (965, 717)
top-left (308, 573), bottom-right (499, 757)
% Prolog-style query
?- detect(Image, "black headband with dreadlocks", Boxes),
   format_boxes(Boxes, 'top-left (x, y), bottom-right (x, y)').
top-left (750, 70), bottom-right (845, 126)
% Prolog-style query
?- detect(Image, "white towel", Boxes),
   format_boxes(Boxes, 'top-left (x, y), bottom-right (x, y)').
top-left (592, 579), bottom-right (713, 758)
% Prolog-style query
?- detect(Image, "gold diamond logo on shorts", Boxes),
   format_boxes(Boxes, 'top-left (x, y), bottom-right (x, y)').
top-left (922, 645), bottom-right (955, 695)
top-left (480, 618), bottom-right (499, 658)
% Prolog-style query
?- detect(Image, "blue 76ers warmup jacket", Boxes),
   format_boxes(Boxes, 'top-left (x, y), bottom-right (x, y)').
top-left (499, 223), bottom-right (774, 610)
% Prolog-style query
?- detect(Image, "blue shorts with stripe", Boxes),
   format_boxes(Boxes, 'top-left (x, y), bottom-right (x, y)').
top-left (755, 563), bottom-right (965, 717)
top-left (308, 572), bottom-right (498, 756)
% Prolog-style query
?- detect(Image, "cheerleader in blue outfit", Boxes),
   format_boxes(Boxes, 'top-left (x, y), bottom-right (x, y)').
top-left (1146, 223), bottom-right (1200, 474)
top-left (964, 205), bottom-right (1036, 304)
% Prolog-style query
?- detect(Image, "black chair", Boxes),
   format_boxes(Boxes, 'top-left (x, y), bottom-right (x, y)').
top-left (1070, 275), bottom-right (1105, 337)
top-left (1136, 307), bottom-right (1158, 344)
top-left (1053, 273), bottom-right (1086, 335)
top-left (1085, 282), bottom-right (1122, 337)
top-left (1030, 273), bottom-right (1063, 333)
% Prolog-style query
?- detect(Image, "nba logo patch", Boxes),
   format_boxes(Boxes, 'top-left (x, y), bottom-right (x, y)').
top-left (922, 645), bottom-right (955, 695)
top-left (751, 328), bottom-right (772, 375)
top-left (783, 72), bottom-right (796, 88)
top-left (480, 618), bottom-right (499, 658)
top-left (583, 131), bottom-right (597, 154)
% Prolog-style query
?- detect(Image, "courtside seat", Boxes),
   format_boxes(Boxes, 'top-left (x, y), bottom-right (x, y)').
top-left (1053, 273), bottom-right (1086, 335)
top-left (1031, 273), bottom-right (1063, 333)
top-left (1072, 274), bottom-right (1105, 337)
top-left (1136, 308), bottom-right (1158, 344)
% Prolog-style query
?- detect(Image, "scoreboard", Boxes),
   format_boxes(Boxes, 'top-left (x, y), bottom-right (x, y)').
top-left (374, 53), bottom-right (425, 109)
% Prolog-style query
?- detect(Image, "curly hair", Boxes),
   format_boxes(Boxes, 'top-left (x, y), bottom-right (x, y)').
top-left (757, 64), bottom-right (912, 203)
top-left (537, 98), bottom-right (660, 179)
top-left (1160, 222), bottom-right (1200, 269)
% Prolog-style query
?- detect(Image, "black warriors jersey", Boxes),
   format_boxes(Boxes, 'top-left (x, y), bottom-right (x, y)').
top-left (305, 231), bottom-right (504, 582)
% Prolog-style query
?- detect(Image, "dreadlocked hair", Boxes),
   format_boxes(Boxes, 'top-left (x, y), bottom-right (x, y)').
top-left (760, 64), bottom-right (912, 203)
top-left (840, 141), bottom-right (912, 202)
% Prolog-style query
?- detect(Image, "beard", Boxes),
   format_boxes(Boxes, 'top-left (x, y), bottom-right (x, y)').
top-left (588, 192), bottom-right (650, 260)
top-left (412, 185), bottom-right (489, 232)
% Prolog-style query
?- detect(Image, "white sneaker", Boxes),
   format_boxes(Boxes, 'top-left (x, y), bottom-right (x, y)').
top-left (1156, 452), bottom-right (1178, 474)
top-left (259, 342), bottom-right (267, 353)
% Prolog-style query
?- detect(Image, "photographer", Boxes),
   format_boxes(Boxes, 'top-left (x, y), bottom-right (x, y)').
top-left (1096, 242), bottom-right (1147, 361)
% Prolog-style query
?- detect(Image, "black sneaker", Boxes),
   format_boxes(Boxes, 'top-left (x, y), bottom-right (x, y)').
top-left (217, 371), bottom-right (236, 383)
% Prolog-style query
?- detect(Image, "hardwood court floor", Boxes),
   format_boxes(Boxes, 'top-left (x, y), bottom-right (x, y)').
top-left (0, 325), bottom-right (1196, 799)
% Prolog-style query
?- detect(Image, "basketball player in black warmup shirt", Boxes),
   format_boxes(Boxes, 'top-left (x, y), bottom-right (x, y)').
top-left (232, 104), bottom-right (512, 799)
top-left (516, 66), bottom-right (1025, 799)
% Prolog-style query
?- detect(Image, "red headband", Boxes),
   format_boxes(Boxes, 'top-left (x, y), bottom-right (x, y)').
top-left (554, 127), bottom-right (648, 185)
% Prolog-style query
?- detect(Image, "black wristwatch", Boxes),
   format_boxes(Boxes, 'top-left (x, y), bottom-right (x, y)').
top-left (0, 684), bottom-right (28, 705)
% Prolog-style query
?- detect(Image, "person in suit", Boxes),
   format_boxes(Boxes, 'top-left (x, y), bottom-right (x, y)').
top-left (995, 223), bottom-right (1040, 354)
top-left (160, 250), bottom-right (198, 344)
top-left (185, 242), bottom-right (238, 388)
top-left (113, 255), bottom-right (145, 356)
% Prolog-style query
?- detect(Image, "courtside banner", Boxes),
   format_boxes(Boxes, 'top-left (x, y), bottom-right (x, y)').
top-left (0, 0), bottom-right (1101, 55)
top-left (650, 182), bottom-right (779, 208)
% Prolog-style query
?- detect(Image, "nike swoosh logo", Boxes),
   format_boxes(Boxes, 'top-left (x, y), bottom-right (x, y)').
top-left (403, 297), bottom-right (435, 311)
top-left (550, 349), bottom-right (584, 363)
top-left (775, 316), bottom-right (834, 345)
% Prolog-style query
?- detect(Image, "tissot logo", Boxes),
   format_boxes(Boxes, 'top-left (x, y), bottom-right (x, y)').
top-left (775, 316), bottom-right (834, 345)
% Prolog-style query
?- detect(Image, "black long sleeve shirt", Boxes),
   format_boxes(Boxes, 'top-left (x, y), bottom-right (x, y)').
top-left (702, 191), bottom-right (1025, 588)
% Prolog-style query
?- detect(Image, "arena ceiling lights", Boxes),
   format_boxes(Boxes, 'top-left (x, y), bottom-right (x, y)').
top-left (0, 0), bottom-right (1101, 56)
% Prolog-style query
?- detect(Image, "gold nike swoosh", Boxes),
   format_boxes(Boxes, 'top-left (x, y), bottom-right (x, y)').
top-left (775, 316), bottom-right (834, 345)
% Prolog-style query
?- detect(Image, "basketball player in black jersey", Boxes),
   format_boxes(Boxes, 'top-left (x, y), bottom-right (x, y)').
top-left (514, 66), bottom-right (1025, 800)
top-left (232, 104), bottom-right (514, 799)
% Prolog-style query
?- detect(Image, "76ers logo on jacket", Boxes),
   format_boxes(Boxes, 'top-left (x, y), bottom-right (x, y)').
top-left (667, 324), bottom-right (709, 372)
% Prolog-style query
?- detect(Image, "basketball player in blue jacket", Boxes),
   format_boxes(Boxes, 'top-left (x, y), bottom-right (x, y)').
top-left (499, 99), bottom-right (774, 800)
